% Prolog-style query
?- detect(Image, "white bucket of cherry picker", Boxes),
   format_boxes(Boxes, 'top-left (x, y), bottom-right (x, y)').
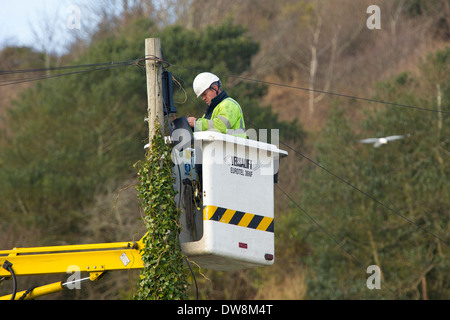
top-left (175, 131), bottom-right (287, 271)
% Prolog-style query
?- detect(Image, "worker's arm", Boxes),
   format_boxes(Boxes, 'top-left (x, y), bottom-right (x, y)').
top-left (195, 103), bottom-right (241, 134)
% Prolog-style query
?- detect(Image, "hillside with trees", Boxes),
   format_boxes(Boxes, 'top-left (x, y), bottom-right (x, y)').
top-left (0, 0), bottom-right (448, 300)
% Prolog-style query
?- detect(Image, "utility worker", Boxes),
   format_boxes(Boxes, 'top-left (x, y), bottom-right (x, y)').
top-left (187, 72), bottom-right (247, 138)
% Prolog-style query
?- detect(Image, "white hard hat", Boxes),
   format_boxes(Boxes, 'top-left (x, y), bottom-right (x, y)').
top-left (193, 72), bottom-right (220, 98)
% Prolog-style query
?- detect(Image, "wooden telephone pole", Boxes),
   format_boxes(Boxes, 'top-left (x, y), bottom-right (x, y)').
top-left (145, 38), bottom-right (164, 146)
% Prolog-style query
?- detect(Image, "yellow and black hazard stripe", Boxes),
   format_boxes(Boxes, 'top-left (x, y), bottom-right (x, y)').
top-left (203, 205), bottom-right (274, 233)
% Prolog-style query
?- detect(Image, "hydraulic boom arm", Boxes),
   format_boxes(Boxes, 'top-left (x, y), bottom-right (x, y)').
top-left (0, 235), bottom-right (145, 300)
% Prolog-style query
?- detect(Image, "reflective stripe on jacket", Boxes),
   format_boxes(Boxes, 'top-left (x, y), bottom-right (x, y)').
top-left (195, 96), bottom-right (247, 138)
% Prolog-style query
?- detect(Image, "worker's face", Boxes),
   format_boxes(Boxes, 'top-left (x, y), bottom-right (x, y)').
top-left (200, 86), bottom-right (219, 106)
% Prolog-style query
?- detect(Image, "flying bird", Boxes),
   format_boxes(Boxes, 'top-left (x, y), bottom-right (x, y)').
top-left (359, 134), bottom-right (410, 148)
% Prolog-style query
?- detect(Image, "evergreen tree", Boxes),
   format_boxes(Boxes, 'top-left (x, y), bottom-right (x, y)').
top-left (0, 18), bottom-right (303, 241)
top-left (290, 47), bottom-right (449, 299)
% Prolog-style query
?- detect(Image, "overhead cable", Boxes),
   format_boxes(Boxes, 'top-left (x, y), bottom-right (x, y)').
top-left (244, 118), bottom-right (448, 246)
top-left (0, 58), bottom-right (142, 87)
top-left (169, 64), bottom-right (449, 115)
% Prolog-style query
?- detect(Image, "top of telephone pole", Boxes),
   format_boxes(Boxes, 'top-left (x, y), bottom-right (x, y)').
top-left (145, 38), bottom-right (165, 147)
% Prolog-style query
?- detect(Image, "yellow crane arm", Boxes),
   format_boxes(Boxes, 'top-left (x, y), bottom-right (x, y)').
top-left (0, 235), bottom-right (146, 300)
top-left (1, 281), bottom-right (65, 301)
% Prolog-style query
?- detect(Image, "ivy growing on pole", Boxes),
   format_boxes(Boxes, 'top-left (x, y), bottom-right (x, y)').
top-left (134, 124), bottom-right (188, 300)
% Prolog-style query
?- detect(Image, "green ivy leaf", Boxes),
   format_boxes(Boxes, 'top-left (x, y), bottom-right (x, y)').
top-left (134, 122), bottom-right (188, 300)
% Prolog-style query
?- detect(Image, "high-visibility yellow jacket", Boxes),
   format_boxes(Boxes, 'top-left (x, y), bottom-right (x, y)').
top-left (194, 91), bottom-right (247, 138)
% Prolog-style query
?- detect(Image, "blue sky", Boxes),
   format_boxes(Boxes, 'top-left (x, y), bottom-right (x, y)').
top-left (0, 0), bottom-right (99, 54)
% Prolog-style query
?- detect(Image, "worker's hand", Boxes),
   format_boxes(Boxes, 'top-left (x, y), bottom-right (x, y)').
top-left (187, 117), bottom-right (197, 128)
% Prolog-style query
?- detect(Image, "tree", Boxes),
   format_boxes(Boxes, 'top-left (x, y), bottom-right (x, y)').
top-left (160, 21), bottom-right (305, 141)
top-left (0, 19), bottom-right (154, 238)
top-left (0, 17), bottom-right (305, 299)
top-left (289, 47), bottom-right (449, 299)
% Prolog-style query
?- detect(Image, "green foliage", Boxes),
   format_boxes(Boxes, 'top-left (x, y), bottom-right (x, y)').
top-left (134, 124), bottom-right (187, 300)
top-left (0, 23), bottom-right (150, 235)
top-left (161, 22), bottom-right (258, 77)
top-left (0, 16), bottom-right (306, 299)
top-left (0, 19), bottom-right (303, 238)
top-left (0, 46), bottom-right (46, 69)
top-left (292, 47), bottom-right (449, 299)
